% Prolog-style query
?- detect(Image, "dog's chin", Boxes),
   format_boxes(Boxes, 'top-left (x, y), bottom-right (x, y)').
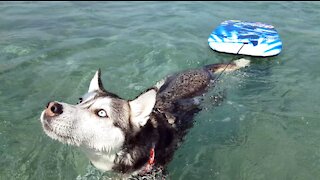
top-left (40, 111), bottom-right (80, 146)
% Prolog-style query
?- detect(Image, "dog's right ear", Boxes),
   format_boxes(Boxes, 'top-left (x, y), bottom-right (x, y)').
top-left (129, 89), bottom-right (157, 128)
top-left (88, 69), bottom-right (105, 93)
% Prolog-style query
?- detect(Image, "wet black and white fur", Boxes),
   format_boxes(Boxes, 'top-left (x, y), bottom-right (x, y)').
top-left (40, 58), bottom-right (250, 178)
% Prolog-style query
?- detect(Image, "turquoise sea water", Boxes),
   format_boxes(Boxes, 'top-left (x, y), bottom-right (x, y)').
top-left (1, 1), bottom-right (320, 180)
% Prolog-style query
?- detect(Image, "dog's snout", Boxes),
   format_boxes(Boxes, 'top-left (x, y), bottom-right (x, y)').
top-left (45, 102), bottom-right (63, 117)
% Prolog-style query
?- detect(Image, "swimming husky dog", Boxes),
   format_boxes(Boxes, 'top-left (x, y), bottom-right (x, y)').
top-left (40, 58), bottom-right (250, 178)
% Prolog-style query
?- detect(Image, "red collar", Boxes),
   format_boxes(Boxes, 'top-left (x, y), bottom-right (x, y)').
top-left (148, 147), bottom-right (155, 165)
top-left (140, 147), bottom-right (155, 174)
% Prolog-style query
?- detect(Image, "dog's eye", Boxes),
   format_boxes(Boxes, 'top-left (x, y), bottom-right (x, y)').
top-left (97, 109), bottom-right (108, 118)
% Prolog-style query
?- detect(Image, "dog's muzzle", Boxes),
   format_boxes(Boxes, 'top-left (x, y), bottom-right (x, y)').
top-left (44, 102), bottom-right (63, 118)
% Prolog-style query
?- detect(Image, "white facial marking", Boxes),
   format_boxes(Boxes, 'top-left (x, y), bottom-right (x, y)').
top-left (40, 70), bottom-right (131, 172)
top-left (40, 98), bottom-right (125, 153)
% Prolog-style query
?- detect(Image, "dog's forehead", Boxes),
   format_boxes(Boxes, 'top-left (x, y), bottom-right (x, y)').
top-left (79, 92), bottom-right (107, 108)
top-left (90, 97), bottom-right (113, 108)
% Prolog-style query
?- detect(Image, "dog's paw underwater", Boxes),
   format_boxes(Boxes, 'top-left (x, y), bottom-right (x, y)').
top-left (40, 58), bottom-right (250, 177)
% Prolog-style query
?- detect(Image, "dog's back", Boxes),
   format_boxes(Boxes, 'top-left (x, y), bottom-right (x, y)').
top-left (156, 58), bottom-right (250, 130)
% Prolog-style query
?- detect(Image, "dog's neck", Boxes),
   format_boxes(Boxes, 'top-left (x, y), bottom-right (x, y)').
top-left (81, 146), bottom-right (155, 176)
top-left (82, 147), bottom-right (117, 172)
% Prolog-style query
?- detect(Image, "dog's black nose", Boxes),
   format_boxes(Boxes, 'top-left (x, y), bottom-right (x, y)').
top-left (45, 102), bottom-right (63, 117)
top-left (50, 103), bottom-right (63, 114)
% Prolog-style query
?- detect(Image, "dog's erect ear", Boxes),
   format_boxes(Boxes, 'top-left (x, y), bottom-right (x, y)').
top-left (129, 89), bottom-right (157, 127)
top-left (88, 69), bottom-right (105, 93)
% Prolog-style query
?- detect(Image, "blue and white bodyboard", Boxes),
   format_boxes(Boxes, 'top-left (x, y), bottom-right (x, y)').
top-left (208, 20), bottom-right (282, 57)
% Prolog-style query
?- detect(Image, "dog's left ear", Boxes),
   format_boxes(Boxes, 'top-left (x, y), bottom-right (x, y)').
top-left (88, 69), bottom-right (105, 93)
top-left (129, 89), bottom-right (157, 127)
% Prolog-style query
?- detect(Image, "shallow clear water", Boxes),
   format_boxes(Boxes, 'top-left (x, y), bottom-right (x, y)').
top-left (1, 1), bottom-right (320, 180)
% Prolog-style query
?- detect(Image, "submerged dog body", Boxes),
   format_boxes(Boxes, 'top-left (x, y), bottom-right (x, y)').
top-left (40, 59), bottom-right (250, 177)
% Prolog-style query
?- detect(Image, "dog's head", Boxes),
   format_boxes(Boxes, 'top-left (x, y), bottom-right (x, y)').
top-left (40, 70), bottom-right (157, 153)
